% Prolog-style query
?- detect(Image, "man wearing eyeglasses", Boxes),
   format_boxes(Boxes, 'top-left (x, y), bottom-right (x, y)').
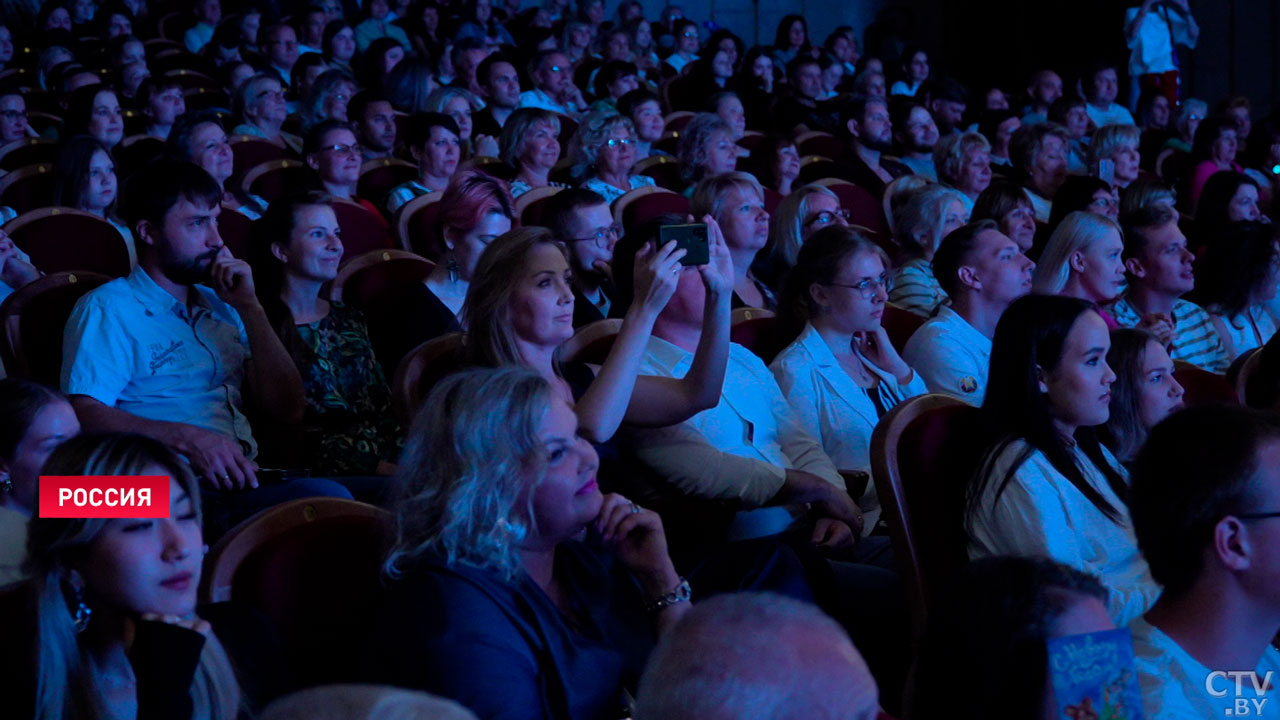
top-left (1127, 405), bottom-right (1280, 719)
top-left (543, 188), bottom-right (624, 327)
top-left (904, 220), bottom-right (1034, 405)
top-left (518, 49), bottom-right (586, 118)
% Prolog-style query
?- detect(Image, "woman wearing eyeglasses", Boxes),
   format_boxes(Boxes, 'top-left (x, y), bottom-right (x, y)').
top-left (771, 226), bottom-right (925, 538)
top-left (304, 120), bottom-right (389, 224)
top-left (572, 111), bottom-right (655, 204)
top-left (754, 184), bottom-right (846, 292)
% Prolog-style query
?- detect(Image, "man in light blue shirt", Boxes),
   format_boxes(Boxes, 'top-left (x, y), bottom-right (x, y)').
top-left (62, 159), bottom-right (350, 529)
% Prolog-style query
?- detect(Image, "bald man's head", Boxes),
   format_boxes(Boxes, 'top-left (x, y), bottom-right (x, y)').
top-left (634, 593), bottom-right (880, 720)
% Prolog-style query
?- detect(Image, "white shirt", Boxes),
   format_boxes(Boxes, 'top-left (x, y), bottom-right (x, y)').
top-left (1027, 188), bottom-right (1053, 223)
top-left (770, 323), bottom-right (927, 536)
top-left (966, 440), bottom-right (1160, 625)
top-left (1125, 5), bottom-right (1198, 76)
top-left (517, 88), bottom-right (576, 115)
top-left (903, 305), bottom-right (991, 405)
top-left (631, 337), bottom-right (844, 539)
top-left (898, 155), bottom-right (938, 182)
top-left (1131, 616), bottom-right (1280, 719)
top-left (1086, 102), bottom-right (1136, 129)
top-left (1212, 306), bottom-right (1277, 364)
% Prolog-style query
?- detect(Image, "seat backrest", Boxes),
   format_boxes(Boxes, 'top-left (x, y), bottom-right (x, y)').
top-left (330, 249), bottom-right (433, 306)
top-left (216, 207), bottom-right (254, 259)
top-left (229, 136), bottom-right (291, 184)
top-left (0, 270), bottom-right (112, 383)
top-left (0, 138), bottom-right (58, 171)
top-left (882, 303), bottom-right (925, 354)
top-left (612, 185), bottom-right (677, 226)
top-left (795, 131), bottom-right (843, 159)
top-left (1228, 346), bottom-right (1261, 404)
top-left (357, 158), bottom-right (418, 206)
top-left (1173, 360), bottom-right (1238, 407)
top-left (870, 394), bottom-right (983, 639)
top-left (663, 111), bottom-right (695, 133)
top-left (393, 192), bottom-right (444, 257)
top-left (243, 159), bottom-right (321, 203)
top-left (516, 185), bottom-right (563, 225)
top-left (730, 307), bottom-right (787, 364)
top-left (0, 163), bottom-right (54, 214)
top-left (391, 332), bottom-right (467, 420)
top-left (561, 318), bottom-right (623, 365)
top-left (4, 207), bottom-right (132, 277)
top-left (331, 199), bottom-right (393, 260)
top-left (636, 156), bottom-right (685, 191)
top-left (620, 188), bottom-right (691, 230)
top-left (199, 498), bottom-right (391, 687)
top-left (798, 157), bottom-right (843, 185)
top-left (818, 179), bottom-right (889, 237)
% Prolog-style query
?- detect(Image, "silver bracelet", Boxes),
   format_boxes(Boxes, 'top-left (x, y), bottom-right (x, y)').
top-left (646, 577), bottom-right (692, 613)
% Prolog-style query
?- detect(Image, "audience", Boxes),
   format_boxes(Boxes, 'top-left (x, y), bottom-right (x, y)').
top-left (1129, 406), bottom-right (1280, 717)
top-left (137, 76), bottom-right (186, 141)
top-left (891, 101), bottom-right (940, 181)
top-left (905, 219), bottom-right (1035, 405)
top-left (966, 294), bottom-right (1160, 624)
top-left (756, 184), bottom-right (846, 291)
top-left (386, 112), bottom-right (461, 213)
top-left (541, 188), bottom-right (623, 326)
top-left (972, 181), bottom-right (1038, 253)
top-left (1011, 122), bottom-right (1070, 222)
top-left (692, 172), bottom-right (775, 309)
top-left (1187, 116), bottom-right (1243, 210)
top-left (1100, 328), bottom-right (1184, 464)
top-left (499, 107), bottom-right (565, 198)
top-left (934, 131), bottom-right (992, 212)
top-left (833, 95), bottom-right (911, 195)
top-left (51, 135), bottom-right (137, 264)
top-left (1083, 61), bottom-right (1136, 128)
top-left (675, 113), bottom-right (738, 193)
top-left (260, 685), bottom-right (478, 720)
top-left (167, 110), bottom-right (268, 220)
top-left (348, 90), bottom-right (397, 161)
top-left (232, 73), bottom-right (302, 154)
top-left (888, 185), bottom-right (967, 317)
top-left (1032, 211), bottom-right (1127, 324)
top-left (571, 111), bottom-right (655, 202)
top-left (1187, 220), bottom-right (1280, 363)
top-left (772, 226), bottom-right (925, 535)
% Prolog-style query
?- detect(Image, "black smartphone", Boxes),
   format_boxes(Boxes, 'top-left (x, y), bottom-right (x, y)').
top-left (659, 223), bottom-right (709, 266)
top-left (256, 468), bottom-right (310, 484)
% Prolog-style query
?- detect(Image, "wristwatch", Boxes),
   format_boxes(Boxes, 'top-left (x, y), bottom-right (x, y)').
top-left (647, 578), bottom-right (692, 613)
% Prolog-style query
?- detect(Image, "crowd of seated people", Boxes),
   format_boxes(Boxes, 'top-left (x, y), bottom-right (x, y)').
top-left (3, 0), bottom-right (1280, 717)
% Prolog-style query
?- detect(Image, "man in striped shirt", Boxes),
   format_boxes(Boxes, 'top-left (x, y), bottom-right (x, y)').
top-left (1109, 204), bottom-right (1229, 373)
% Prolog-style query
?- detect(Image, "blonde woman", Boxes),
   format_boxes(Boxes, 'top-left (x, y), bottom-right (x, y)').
top-left (1090, 124), bottom-right (1142, 189)
top-left (692, 172), bottom-right (776, 309)
top-left (934, 131), bottom-right (992, 213)
top-left (571, 111), bottom-right (655, 204)
top-left (5, 433), bottom-right (241, 719)
top-left (754, 184), bottom-right (847, 291)
top-left (888, 185), bottom-right (968, 317)
top-left (1031, 210), bottom-right (1127, 327)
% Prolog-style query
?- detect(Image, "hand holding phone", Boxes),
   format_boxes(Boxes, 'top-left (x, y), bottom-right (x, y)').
top-left (659, 223), bottom-right (709, 266)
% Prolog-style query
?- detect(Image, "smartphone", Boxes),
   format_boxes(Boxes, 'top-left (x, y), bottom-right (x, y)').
top-left (256, 468), bottom-right (310, 484)
top-left (1095, 158), bottom-right (1116, 187)
top-left (659, 223), bottom-right (709, 266)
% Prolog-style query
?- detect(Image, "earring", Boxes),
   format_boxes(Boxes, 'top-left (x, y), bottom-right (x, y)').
top-left (447, 254), bottom-right (460, 283)
top-left (0, 472), bottom-right (11, 493)
top-left (67, 571), bottom-right (92, 634)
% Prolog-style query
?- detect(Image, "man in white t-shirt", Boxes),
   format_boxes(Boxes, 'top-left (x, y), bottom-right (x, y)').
top-left (517, 49), bottom-right (585, 117)
top-left (904, 220), bottom-right (1034, 405)
top-left (1128, 405), bottom-right (1280, 719)
top-left (1084, 63), bottom-right (1136, 129)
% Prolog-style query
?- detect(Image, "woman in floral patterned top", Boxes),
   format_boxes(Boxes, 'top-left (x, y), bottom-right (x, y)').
top-left (251, 192), bottom-right (402, 476)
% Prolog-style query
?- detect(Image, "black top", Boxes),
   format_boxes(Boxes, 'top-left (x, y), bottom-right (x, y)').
top-left (571, 280), bottom-right (623, 329)
top-left (472, 106), bottom-right (506, 141)
top-left (365, 282), bottom-right (462, 376)
top-left (832, 147), bottom-right (913, 197)
top-left (366, 541), bottom-right (655, 720)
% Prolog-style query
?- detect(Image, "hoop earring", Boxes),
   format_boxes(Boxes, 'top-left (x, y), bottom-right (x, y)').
top-left (0, 472), bottom-right (11, 493)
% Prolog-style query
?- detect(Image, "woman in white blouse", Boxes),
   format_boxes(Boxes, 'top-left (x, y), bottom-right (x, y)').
top-left (1188, 219), bottom-right (1280, 363)
top-left (965, 294), bottom-right (1160, 625)
top-left (571, 110), bottom-right (655, 204)
top-left (771, 226), bottom-right (926, 537)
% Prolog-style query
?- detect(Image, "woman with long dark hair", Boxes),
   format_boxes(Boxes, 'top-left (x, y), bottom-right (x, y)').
top-left (966, 294), bottom-right (1159, 625)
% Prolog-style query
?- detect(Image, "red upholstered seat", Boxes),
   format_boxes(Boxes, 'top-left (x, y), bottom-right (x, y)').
top-left (730, 307), bottom-right (787, 364)
top-left (391, 332), bottom-right (467, 420)
top-left (393, 193), bottom-right (444, 258)
top-left (0, 271), bottom-right (112, 385)
top-left (216, 207), bottom-right (254, 260)
top-left (763, 187), bottom-right (783, 214)
top-left (798, 157), bottom-right (844, 185)
top-left (1173, 360), bottom-right (1238, 407)
top-left (357, 158), bottom-right (418, 207)
top-left (620, 189), bottom-right (691, 230)
top-left (331, 199), bottom-right (393, 260)
top-left (229, 136), bottom-right (291, 187)
top-left (816, 180), bottom-right (890, 238)
top-left (0, 138), bottom-right (58, 171)
top-left (636, 156), bottom-right (685, 191)
top-left (871, 394), bottom-right (984, 639)
top-left (199, 498), bottom-right (390, 687)
top-left (796, 131), bottom-right (844, 159)
top-left (242, 159), bottom-right (322, 204)
top-left (562, 319), bottom-right (623, 365)
top-left (882, 303), bottom-right (925, 354)
top-left (5, 208), bottom-right (132, 277)
top-left (330, 249), bottom-right (434, 310)
top-left (0, 163), bottom-right (55, 214)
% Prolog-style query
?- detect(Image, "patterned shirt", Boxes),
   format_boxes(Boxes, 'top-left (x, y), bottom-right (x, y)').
top-left (385, 180), bottom-right (432, 215)
top-left (1110, 297), bottom-right (1230, 374)
top-left (889, 258), bottom-right (948, 318)
top-left (581, 175), bottom-right (656, 205)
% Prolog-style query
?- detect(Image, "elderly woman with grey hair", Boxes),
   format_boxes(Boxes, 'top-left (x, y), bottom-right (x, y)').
top-left (571, 111), bottom-right (656, 203)
top-left (889, 185), bottom-right (969, 317)
top-left (934, 131), bottom-right (992, 213)
top-left (1166, 97), bottom-right (1207, 154)
top-left (675, 112), bottom-right (739, 195)
top-left (368, 366), bottom-right (689, 720)
top-left (1090, 124), bottom-right (1142, 189)
top-left (499, 107), bottom-right (568, 198)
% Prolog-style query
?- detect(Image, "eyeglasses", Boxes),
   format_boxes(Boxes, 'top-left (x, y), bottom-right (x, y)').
top-left (566, 223), bottom-right (622, 248)
top-left (802, 208), bottom-right (850, 228)
top-left (824, 273), bottom-right (894, 300)
top-left (604, 137), bottom-right (635, 147)
top-left (320, 143), bottom-right (362, 156)
top-left (549, 64), bottom-right (565, 73)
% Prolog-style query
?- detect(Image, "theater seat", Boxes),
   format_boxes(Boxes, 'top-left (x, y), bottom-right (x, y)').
top-left (0, 138), bottom-right (58, 171)
top-left (331, 199), bottom-right (393, 260)
top-left (229, 135), bottom-right (291, 185)
top-left (115, 134), bottom-right (166, 179)
top-left (870, 393), bottom-right (984, 640)
top-left (0, 270), bottom-right (112, 384)
top-left (183, 87), bottom-right (231, 112)
top-left (0, 163), bottom-right (55, 214)
top-left (391, 332), bottom-right (467, 420)
top-left (199, 498), bottom-right (391, 687)
top-left (663, 111), bottom-right (695, 133)
top-left (795, 130), bottom-right (843, 159)
top-left (516, 185), bottom-right (563, 226)
top-left (635, 154), bottom-right (684, 191)
top-left (797, 156), bottom-right (843, 185)
top-left (216, 207), bottom-right (254, 259)
top-left (882, 303), bottom-right (925, 354)
top-left (4, 207), bottom-right (132, 277)
top-left (811, 177), bottom-right (891, 239)
top-left (562, 318), bottom-right (623, 365)
top-left (393, 192), bottom-right (444, 258)
top-left (730, 307), bottom-right (787, 364)
top-left (615, 186), bottom-right (690, 230)
top-left (357, 158), bottom-right (418, 206)
top-left (242, 159), bottom-right (321, 204)
top-left (330, 248), bottom-right (434, 307)
top-left (1173, 360), bottom-right (1238, 407)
